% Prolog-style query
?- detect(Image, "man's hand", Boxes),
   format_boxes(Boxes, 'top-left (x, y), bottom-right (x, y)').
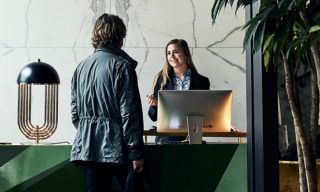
top-left (132, 158), bottom-right (144, 172)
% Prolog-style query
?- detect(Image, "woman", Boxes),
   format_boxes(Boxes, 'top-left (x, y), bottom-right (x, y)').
top-left (146, 39), bottom-right (210, 143)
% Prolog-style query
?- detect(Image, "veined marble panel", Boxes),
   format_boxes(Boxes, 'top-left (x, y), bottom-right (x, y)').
top-left (0, 0), bottom-right (246, 143)
top-left (0, 1), bottom-right (30, 47)
top-left (0, 0), bottom-right (244, 48)
top-left (113, 0), bottom-right (245, 48)
top-left (124, 48), bottom-right (164, 130)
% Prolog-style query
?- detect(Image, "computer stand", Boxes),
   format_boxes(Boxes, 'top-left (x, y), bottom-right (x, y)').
top-left (186, 115), bottom-right (203, 144)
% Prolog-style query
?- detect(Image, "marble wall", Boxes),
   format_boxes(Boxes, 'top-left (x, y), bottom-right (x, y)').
top-left (0, 0), bottom-right (245, 143)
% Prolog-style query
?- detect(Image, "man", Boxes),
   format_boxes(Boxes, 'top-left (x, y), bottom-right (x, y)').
top-left (70, 13), bottom-right (144, 192)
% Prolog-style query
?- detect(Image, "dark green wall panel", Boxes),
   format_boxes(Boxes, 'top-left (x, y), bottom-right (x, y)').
top-left (0, 144), bottom-right (247, 192)
top-left (215, 145), bottom-right (247, 191)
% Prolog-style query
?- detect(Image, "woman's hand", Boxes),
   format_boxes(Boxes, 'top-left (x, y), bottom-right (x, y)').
top-left (146, 94), bottom-right (157, 106)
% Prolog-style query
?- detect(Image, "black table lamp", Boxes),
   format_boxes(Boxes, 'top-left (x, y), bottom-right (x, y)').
top-left (17, 59), bottom-right (60, 144)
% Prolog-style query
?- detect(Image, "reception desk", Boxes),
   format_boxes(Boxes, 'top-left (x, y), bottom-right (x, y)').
top-left (0, 144), bottom-right (247, 192)
top-left (143, 129), bottom-right (247, 143)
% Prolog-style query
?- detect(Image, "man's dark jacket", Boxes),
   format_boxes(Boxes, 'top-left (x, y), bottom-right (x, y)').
top-left (70, 46), bottom-right (144, 164)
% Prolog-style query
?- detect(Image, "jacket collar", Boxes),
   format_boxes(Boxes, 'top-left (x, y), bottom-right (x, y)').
top-left (95, 46), bottom-right (138, 68)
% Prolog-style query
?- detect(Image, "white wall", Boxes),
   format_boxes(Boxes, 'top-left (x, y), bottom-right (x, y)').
top-left (0, 0), bottom-right (245, 144)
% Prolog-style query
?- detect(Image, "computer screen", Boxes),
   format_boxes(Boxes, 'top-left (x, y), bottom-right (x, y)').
top-left (157, 90), bottom-right (232, 133)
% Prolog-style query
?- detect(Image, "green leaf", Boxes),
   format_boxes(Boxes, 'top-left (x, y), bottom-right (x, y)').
top-left (285, 43), bottom-right (293, 59)
top-left (263, 33), bottom-right (275, 53)
top-left (242, 4), bottom-right (276, 52)
top-left (309, 25), bottom-right (320, 33)
top-left (291, 37), bottom-right (306, 53)
top-left (263, 49), bottom-right (271, 70)
top-left (260, 1), bottom-right (273, 10)
top-left (294, 15), bottom-right (308, 33)
top-left (242, 16), bottom-right (259, 29)
top-left (211, 0), bottom-right (227, 25)
top-left (243, 18), bottom-right (260, 51)
top-left (286, 0), bottom-right (295, 10)
top-left (236, 0), bottom-right (246, 12)
top-left (272, 33), bottom-right (288, 65)
top-left (257, 4), bottom-right (277, 19)
top-left (236, 0), bottom-right (257, 12)
top-left (293, 19), bottom-right (306, 36)
top-left (253, 20), bottom-right (266, 52)
top-left (278, 0), bottom-right (295, 11)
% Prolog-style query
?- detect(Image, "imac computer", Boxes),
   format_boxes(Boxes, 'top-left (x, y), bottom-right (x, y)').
top-left (157, 90), bottom-right (232, 143)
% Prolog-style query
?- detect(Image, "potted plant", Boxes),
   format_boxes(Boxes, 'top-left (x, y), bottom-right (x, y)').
top-left (211, 0), bottom-right (320, 191)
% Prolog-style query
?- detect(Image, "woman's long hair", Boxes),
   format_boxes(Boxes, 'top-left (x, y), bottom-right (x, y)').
top-left (154, 39), bottom-right (197, 90)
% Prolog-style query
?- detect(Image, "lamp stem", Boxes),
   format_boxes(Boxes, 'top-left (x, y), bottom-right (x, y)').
top-left (36, 125), bottom-right (39, 144)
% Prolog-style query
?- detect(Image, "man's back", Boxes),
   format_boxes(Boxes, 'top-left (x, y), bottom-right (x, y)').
top-left (70, 47), bottom-right (144, 165)
top-left (70, 13), bottom-right (144, 191)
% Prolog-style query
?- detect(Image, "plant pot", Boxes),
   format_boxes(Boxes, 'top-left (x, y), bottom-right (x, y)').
top-left (279, 160), bottom-right (320, 191)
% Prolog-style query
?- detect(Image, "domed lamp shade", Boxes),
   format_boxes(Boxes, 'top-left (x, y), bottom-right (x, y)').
top-left (17, 59), bottom-right (60, 143)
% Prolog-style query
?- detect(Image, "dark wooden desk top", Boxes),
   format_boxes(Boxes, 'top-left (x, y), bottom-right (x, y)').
top-left (143, 129), bottom-right (247, 137)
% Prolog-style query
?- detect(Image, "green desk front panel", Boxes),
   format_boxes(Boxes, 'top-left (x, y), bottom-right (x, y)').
top-left (0, 144), bottom-right (247, 192)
